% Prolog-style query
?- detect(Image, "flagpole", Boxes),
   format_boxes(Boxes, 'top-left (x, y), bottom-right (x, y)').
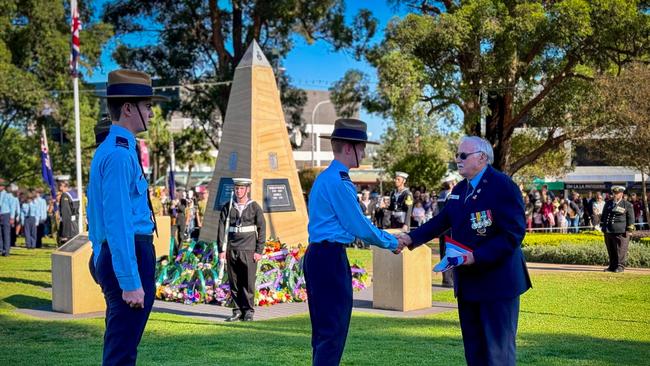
top-left (71, 0), bottom-right (83, 233)
top-left (73, 76), bottom-right (83, 233)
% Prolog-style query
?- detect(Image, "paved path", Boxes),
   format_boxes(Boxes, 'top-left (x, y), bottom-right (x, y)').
top-left (17, 285), bottom-right (457, 322)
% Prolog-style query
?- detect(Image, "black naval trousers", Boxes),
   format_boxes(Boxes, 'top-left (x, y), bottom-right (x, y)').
top-left (227, 249), bottom-right (257, 315)
top-left (604, 233), bottom-right (629, 270)
top-left (304, 242), bottom-right (352, 366)
top-left (92, 235), bottom-right (156, 366)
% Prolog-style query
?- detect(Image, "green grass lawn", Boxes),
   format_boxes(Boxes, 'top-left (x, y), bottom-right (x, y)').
top-left (1, 241), bottom-right (649, 365)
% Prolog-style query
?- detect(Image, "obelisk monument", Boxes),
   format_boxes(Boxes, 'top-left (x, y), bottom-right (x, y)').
top-left (200, 40), bottom-right (309, 246)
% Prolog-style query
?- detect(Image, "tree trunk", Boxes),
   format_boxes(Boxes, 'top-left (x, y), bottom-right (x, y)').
top-left (185, 164), bottom-right (194, 191)
top-left (641, 168), bottom-right (650, 229)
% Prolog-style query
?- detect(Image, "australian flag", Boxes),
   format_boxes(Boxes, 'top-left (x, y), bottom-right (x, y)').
top-left (40, 128), bottom-right (57, 211)
top-left (69, 0), bottom-right (81, 76)
top-left (168, 167), bottom-right (176, 216)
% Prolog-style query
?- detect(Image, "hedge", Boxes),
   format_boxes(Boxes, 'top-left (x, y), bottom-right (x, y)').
top-left (522, 231), bottom-right (604, 247)
top-left (523, 243), bottom-right (650, 268)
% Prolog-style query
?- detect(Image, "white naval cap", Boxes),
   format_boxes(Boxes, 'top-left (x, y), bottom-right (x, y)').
top-left (233, 178), bottom-right (253, 186)
top-left (395, 171), bottom-right (409, 179)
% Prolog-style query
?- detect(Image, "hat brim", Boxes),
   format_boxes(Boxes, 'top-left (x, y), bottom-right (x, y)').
top-left (97, 94), bottom-right (170, 102)
top-left (320, 135), bottom-right (380, 145)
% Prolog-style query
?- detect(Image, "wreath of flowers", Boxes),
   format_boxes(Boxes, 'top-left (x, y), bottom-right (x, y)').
top-left (155, 239), bottom-right (368, 306)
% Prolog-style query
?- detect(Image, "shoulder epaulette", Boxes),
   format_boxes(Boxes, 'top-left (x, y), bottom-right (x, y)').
top-left (115, 136), bottom-right (129, 149)
top-left (339, 171), bottom-right (351, 182)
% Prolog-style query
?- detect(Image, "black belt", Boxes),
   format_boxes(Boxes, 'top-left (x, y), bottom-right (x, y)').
top-left (134, 234), bottom-right (154, 242)
top-left (309, 241), bottom-right (349, 246)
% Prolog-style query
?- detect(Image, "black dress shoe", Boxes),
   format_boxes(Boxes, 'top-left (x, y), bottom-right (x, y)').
top-left (242, 312), bottom-right (254, 322)
top-left (225, 312), bottom-right (243, 322)
top-left (603, 268), bottom-right (615, 272)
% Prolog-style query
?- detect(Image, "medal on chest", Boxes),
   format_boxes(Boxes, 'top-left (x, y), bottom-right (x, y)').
top-left (470, 210), bottom-right (493, 235)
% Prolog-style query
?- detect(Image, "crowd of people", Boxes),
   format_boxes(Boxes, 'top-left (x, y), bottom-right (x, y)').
top-left (0, 178), bottom-right (80, 256)
top-left (357, 181), bottom-right (647, 234)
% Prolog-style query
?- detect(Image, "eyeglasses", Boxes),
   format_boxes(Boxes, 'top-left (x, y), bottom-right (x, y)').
top-left (455, 151), bottom-right (482, 160)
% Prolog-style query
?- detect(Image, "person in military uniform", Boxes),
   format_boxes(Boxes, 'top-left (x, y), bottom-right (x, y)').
top-left (217, 178), bottom-right (266, 322)
top-left (398, 136), bottom-right (531, 366)
top-left (57, 179), bottom-right (78, 245)
top-left (306, 118), bottom-right (400, 365)
top-left (601, 185), bottom-right (635, 273)
top-left (0, 179), bottom-right (15, 256)
top-left (388, 171), bottom-right (413, 231)
top-left (87, 69), bottom-right (168, 365)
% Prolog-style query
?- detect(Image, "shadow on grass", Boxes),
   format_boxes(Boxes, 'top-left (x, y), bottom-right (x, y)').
top-left (24, 269), bottom-right (52, 273)
top-left (0, 310), bottom-right (649, 365)
top-left (0, 276), bottom-right (51, 288)
top-left (2, 294), bottom-right (51, 310)
top-left (518, 332), bottom-right (650, 365)
top-left (521, 309), bottom-right (650, 325)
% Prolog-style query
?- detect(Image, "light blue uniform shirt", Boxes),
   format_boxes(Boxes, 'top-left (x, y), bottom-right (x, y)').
top-left (308, 159), bottom-right (398, 250)
top-left (9, 193), bottom-right (20, 220)
top-left (464, 165), bottom-right (488, 202)
top-left (87, 125), bottom-right (154, 291)
top-left (0, 190), bottom-right (9, 214)
top-left (35, 196), bottom-right (48, 223)
top-left (20, 201), bottom-right (38, 226)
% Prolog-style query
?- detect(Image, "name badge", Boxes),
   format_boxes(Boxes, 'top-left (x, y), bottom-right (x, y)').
top-left (470, 210), bottom-right (493, 235)
top-left (449, 194), bottom-right (460, 200)
top-left (614, 206), bottom-right (625, 213)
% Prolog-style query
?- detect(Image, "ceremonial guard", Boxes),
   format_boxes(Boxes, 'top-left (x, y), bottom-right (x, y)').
top-left (306, 118), bottom-right (399, 365)
top-left (388, 171), bottom-right (413, 231)
top-left (57, 178), bottom-right (79, 245)
top-left (601, 185), bottom-right (635, 272)
top-left (217, 178), bottom-right (266, 322)
top-left (87, 69), bottom-right (167, 365)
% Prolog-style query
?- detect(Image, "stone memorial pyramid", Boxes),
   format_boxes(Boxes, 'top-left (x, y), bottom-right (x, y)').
top-left (199, 40), bottom-right (309, 246)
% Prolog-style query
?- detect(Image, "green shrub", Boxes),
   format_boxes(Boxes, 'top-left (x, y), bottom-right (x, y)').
top-left (523, 243), bottom-right (650, 268)
top-left (522, 232), bottom-right (603, 247)
top-left (637, 237), bottom-right (650, 247)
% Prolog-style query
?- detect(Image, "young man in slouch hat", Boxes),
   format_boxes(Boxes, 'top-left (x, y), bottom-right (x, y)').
top-left (304, 118), bottom-right (403, 365)
top-left (87, 69), bottom-right (168, 365)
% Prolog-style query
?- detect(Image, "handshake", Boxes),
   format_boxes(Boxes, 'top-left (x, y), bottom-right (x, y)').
top-left (389, 234), bottom-right (475, 269)
top-left (392, 233), bottom-right (413, 254)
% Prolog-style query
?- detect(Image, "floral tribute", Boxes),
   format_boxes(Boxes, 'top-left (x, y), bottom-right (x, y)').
top-left (155, 239), bottom-right (370, 306)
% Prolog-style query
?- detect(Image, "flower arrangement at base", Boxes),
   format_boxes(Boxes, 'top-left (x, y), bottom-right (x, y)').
top-left (155, 239), bottom-right (369, 306)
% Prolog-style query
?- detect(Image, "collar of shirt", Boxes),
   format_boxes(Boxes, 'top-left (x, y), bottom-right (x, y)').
top-left (108, 124), bottom-right (136, 151)
top-left (468, 165), bottom-right (488, 189)
top-left (331, 159), bottom-right (349, 174)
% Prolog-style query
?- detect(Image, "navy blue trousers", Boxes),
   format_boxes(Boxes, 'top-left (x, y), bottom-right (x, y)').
top-left (93, 235), bottom-right (156, 366)
top-left (458, 296), bottom-right (520, 366)
top-left (0, 213), bottom-right (10, 255)
top-left (304, 242), bottom-right (352, 366)
top-left (23, 217), bottom-right (36, 248)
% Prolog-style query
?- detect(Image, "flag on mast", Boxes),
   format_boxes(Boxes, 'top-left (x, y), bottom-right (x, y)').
top-left (40, 127), bottom-right (58, 211)
top-left (70, 0), bottom-right (81, 76)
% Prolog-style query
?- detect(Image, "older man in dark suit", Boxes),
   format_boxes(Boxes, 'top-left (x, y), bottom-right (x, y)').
top-left (398, 136), bottom-right (532, 366)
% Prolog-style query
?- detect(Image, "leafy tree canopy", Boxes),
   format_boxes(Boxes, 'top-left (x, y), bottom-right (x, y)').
top-left (103, 0), bottom-right (377, 149)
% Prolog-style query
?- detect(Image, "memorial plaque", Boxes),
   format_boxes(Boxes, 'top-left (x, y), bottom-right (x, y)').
top-left (263, 179), bottom-right (295, 212)
top-left (58, 234), bottom-right (90, 253)
top-left (229, 152), bottom-right (238, 171)
top-left (213, 177), bottom-right (235, 211)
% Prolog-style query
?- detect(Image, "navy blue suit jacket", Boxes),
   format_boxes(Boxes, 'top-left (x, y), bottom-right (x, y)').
top-left (410, 165), bottom-right (532, 302)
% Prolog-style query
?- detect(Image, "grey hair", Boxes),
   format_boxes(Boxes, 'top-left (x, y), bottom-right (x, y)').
top-left (460, 136), bottom-right (494, 164)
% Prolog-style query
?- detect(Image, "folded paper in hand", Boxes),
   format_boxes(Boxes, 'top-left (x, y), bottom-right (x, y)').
top-left (433, 236), bottom-right (473, 273)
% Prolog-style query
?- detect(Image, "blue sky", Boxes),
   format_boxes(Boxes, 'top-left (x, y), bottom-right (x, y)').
top-left (88, 1), bottom-right (407, 140)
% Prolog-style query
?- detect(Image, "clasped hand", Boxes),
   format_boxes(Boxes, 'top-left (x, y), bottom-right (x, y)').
top-left (392, 233), bottom-right (413, 254)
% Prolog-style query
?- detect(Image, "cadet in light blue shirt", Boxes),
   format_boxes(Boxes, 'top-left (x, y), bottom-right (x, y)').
top-left (303, 118), bottom-right (401, 366)
top-left (87, 69), bottom-right (168, 365)
top-left (20, 193), bottom-right (38, 249)
top-left (0, 181), bottom-right (11, 256)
